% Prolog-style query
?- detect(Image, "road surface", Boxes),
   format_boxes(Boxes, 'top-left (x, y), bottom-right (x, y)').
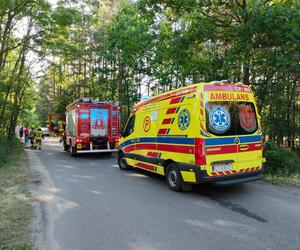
top-left (28, 138), bottom-right (300, 250)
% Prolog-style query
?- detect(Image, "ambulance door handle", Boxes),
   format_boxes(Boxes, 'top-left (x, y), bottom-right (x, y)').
top-left (240, 145), bottom-right (249, 151)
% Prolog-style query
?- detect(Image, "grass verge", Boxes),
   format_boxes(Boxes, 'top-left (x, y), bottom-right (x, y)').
top-left (263, 142), bottom-right (300, 186)
top-left (0, 137), bottom-right (31, 250)
top-left (264, 174), bottom-right (300, 186)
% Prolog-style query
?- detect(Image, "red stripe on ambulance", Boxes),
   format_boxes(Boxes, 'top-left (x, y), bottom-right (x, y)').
top-left (206, 145), bottom-right (236, 155)
top-left (206, 142), bottom-right (262, 155)
top-left (147, 152), bottom-right (160, 158)
top-left (157, 144), bottom-right (194, 154)
top-left (170, 96), bottom-right (182, 104)
top-left (211, 168), bottom-right (258, 176)
top-left (162, 118), bottom-right (173, 124)
top-left (158, 128), bottom-right (170, 135)
top-left (123, 145), bottom-right (136, 153)
top-left (238, 143), bottom-right (262, 152)
top-left (135, 162), bottom-right (155, 172)
top-left (124, 143), bottom-right (194, 154)
top-left (166, 108), bottom-right (177, 114)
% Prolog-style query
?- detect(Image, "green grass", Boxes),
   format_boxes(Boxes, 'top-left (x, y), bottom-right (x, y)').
top-left (264, 174), bottom-right (300, 186)
top-left (0, 137), bottom-right (32, 250)
top-left (263, 142), bottom-right (300, 186)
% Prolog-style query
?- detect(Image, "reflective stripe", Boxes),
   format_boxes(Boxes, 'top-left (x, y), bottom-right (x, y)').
top-left (119, 137), bottom-right (194, 149)
top-left (205, 135), bottom-right (261, 146)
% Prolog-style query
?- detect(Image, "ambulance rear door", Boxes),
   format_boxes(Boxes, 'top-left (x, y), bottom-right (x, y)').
top-left (235, 103), bottom-right (262, 171)
top-left (204, 101), bottom-right (262, 174)
top-left (205, 102), bottom-right (238, 175)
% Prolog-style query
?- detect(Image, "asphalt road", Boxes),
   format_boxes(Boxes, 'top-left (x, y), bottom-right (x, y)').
top-left (28, 137), bottom-right (300, 250)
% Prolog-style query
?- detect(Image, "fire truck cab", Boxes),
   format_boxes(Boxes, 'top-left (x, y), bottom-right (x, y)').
top-left (63, 98), bottom-right (120, 156)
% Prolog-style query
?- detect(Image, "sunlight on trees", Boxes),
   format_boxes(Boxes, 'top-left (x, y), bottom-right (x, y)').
top-left (0, 0), bottom-right (299, 148)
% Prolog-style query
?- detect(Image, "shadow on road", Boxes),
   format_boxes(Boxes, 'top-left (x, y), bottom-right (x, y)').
top-left (125, 167), bottom-right (268, 223)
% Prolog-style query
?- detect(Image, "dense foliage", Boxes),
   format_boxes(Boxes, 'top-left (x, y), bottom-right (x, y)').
top-left (0, 0), bottom-right (50, 137)
top-left (0, 0), bottom-right (299, 149)
top-left (265, 141), bottom-right (300, 177)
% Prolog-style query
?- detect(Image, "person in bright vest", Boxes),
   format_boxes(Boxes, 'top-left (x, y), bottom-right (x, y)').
top-left (29, 125), bottom-right (36, 149)
top-left (58, 120), bottom-right (65, 132)
top-left (35, 127), bottom-right (44, 150)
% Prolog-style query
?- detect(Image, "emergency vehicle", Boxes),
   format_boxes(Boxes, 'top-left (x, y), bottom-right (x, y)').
top-left (63, 98), bottom-right (120, 156)
top-left (47, 113), bottom-right (66, 136)
top-left (118, 81), bottom-right (266, 191)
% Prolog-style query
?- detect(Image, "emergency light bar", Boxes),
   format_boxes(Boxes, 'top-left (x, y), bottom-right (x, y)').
top-left (78, 98), bottom-right (93, 103)
top-left (210, 80), bottom-right (231, 85)
top-left (141, 96), bottom-right (151, 101)
top-left (235, 82), bottom-right (244, 86)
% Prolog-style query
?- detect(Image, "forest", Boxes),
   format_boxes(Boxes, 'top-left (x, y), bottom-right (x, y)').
top-left (0, 0), bottom-right (299, 150)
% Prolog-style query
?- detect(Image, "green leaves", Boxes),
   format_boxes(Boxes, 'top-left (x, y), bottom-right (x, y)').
top-left (29, 0), bottom-right (299, 144)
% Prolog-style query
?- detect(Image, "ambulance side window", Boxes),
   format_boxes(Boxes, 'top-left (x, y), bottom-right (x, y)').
top-left (123, 115), bottom-right (135, 137)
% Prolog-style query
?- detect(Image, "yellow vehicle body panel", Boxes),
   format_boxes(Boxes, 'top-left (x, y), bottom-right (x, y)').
top-left (119, 82), bottom-right (264, 185)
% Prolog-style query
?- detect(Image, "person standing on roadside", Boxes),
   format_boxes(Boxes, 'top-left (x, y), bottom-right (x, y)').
top-left (19, 126), bottom-right (24, 140)
top-left (29, 125), bottom-right (36, 149)
top-left (24, 126), bottom-right (30, 148)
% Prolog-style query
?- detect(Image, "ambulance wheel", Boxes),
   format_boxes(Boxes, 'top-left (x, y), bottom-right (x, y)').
top-left (166, 163), bottom-right (183, 192)
top-left (118, 152), bottom-right (131, 170)
top-left (70, 146), bottom-right (77, 157)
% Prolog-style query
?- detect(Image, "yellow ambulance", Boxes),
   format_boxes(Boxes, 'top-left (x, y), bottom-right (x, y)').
top-left (118, 81), bottom-right (265, 191)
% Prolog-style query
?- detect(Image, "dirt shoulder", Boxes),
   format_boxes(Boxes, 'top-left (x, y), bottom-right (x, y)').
top-left (0, 141), bottom-right (32, 250)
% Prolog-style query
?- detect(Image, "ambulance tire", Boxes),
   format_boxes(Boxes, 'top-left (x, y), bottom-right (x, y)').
top-left (70, 146), bottom-right (77, 157)
top-left (118, 152), bottom-right (131, 170)
top-left (166, 163), bottom-right (183, 192)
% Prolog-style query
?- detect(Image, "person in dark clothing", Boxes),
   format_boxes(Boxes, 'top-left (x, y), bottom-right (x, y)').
top-left (19, 126), bottom-right (24, 139)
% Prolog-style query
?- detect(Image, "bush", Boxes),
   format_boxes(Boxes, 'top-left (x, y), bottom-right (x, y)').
top-left (265, 142), bottom-right (300, 177)
top-left (0, 136), bottom-right (23, 168)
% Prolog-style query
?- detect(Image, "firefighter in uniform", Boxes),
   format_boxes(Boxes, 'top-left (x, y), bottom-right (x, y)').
top-left (58, 120), bottom-right (65, 133)
top-left (29, 125), bottom-right (36, 149)
top-left (35, 127), bottom-right (44, 150)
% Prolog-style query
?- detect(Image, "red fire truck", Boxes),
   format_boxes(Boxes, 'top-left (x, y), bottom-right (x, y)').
top-left (63, 98), bottom-right (120, 156)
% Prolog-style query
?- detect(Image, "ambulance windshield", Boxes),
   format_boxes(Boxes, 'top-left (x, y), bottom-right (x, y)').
top-left (205, 102), bottom-right (258, 136)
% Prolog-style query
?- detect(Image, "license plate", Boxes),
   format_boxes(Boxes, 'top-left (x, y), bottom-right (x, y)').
top-left (77, 143), bottom-right (82, 149)
top-left (212, 163), bottom-right (233, 172)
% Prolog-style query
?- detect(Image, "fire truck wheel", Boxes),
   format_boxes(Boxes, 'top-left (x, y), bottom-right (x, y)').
top-left (166, 163), bottom-right (183, 192)
top-left (70, 146), bottom-right (77, 157)
top-left (118, 152), bottom-right (131, 170)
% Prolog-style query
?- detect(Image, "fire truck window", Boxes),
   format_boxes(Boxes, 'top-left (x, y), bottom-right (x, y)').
top-left (123, 115), bottom-right (135, 137)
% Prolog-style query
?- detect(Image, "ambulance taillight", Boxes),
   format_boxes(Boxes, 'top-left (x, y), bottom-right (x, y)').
top-left (195, 138), bottom-right (206, 165)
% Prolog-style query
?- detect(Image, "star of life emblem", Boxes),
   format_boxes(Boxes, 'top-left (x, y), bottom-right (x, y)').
top-left (178, 109), bottom-right (190, 130)
top-left (209, 106), bottom-right (231, 133)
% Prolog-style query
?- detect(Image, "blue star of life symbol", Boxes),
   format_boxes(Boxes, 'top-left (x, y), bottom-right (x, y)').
top-left (214, 111), bottom-right (226, 126)
top-left (209, 106), bottom-right (230, 133)
top-left (178, 109), bottom-right (190, 130)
